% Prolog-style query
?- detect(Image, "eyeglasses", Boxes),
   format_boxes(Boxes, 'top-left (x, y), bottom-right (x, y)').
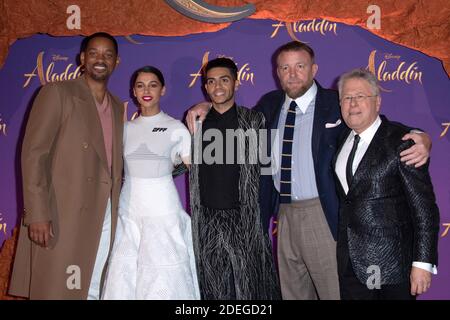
top-left (341, 94), bottom-right (378, 104)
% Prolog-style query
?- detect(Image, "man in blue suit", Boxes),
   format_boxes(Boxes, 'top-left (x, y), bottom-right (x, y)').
top-left (186, 41), bottom-right (431, 300)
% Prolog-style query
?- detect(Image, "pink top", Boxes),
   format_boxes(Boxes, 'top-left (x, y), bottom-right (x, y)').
top-left (95, 93), bottom-right (113, 174)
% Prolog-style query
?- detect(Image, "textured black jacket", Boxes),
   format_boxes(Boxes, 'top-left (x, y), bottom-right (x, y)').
top-left (333, 115), bottom-right (440, 285)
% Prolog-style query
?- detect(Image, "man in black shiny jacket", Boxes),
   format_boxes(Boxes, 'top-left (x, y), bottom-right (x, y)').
top-left (333, 68), bottom-right (440, 300)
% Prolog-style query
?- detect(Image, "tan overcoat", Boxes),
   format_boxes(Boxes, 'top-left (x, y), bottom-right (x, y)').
top-left (9, 75), bottom-right (123, 299)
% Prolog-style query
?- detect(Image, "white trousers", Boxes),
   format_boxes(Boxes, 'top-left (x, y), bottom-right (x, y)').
top-left (87, 198), bottom-right (112, 300)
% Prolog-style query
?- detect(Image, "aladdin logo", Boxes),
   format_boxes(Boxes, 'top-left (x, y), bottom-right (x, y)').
top-left (384, 53), bottom-right (401, 60)
top-left (366, 50), bottom-right (423, 91)
top-left (52, 54), bottom-right (69, 62)
top-left (442, 223), bottom-right (450, 238)
top-left (123, 102), bottom-right (140, 122)
top-left (271, 19), bottom-right (338, 41)
top-left (0, 115), bottom-right (6, 136)
top-left (441, 123), bottom-right (450, 138)
top-left (0, 213), bottom-right (7, 235)
top-left (23, 52), bottom-right (82, 88)
top-left (189, 52), bottom-right (255, 88)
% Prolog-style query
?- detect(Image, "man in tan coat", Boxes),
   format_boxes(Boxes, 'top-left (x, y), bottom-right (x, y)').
top-left (9, 32), bottom-right (124, 300)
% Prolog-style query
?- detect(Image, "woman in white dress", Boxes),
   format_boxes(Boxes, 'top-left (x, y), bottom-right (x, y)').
top-left (102, 66), bottom-right (200, 299)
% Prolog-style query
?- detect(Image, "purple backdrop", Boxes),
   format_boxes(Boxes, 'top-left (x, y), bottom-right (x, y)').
top-left (0, 19), bottom-right (448, 299)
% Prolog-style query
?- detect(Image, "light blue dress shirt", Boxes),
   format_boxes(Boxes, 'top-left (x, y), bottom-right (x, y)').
top-left (272, 81), bottom-right (319, 201)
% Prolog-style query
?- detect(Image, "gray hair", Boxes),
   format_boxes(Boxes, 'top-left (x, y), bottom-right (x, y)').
top-left (337, 68), bottom-right (380, 97)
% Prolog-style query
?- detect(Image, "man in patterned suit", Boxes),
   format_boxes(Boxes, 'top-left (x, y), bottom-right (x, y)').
top-left (189, 57), bottom-right (281, 300)
top-left (333, 68), bottom-right (439, 299)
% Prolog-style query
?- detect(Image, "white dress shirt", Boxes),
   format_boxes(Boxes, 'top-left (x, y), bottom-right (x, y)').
top-left (335, 116), bottom-right (437, 274)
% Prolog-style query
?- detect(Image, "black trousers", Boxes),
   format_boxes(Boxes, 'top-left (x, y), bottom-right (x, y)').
top-left (340, 258), bottom-right (415, 300)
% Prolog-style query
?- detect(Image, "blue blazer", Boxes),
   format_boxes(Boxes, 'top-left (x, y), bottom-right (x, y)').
top-left (254, 82), bottom-right (344, 240)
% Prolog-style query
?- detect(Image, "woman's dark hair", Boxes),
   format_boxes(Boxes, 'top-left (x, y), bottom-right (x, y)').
top-left (131, 65), bottom-right (165, 87)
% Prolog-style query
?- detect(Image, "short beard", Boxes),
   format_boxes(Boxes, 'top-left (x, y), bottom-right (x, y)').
top-left (284, 81), bottom-right (313, 99)
top-left (285, 86), bottom-right (308, 99)
top-left (87, 72), bottom-right (109, 82)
